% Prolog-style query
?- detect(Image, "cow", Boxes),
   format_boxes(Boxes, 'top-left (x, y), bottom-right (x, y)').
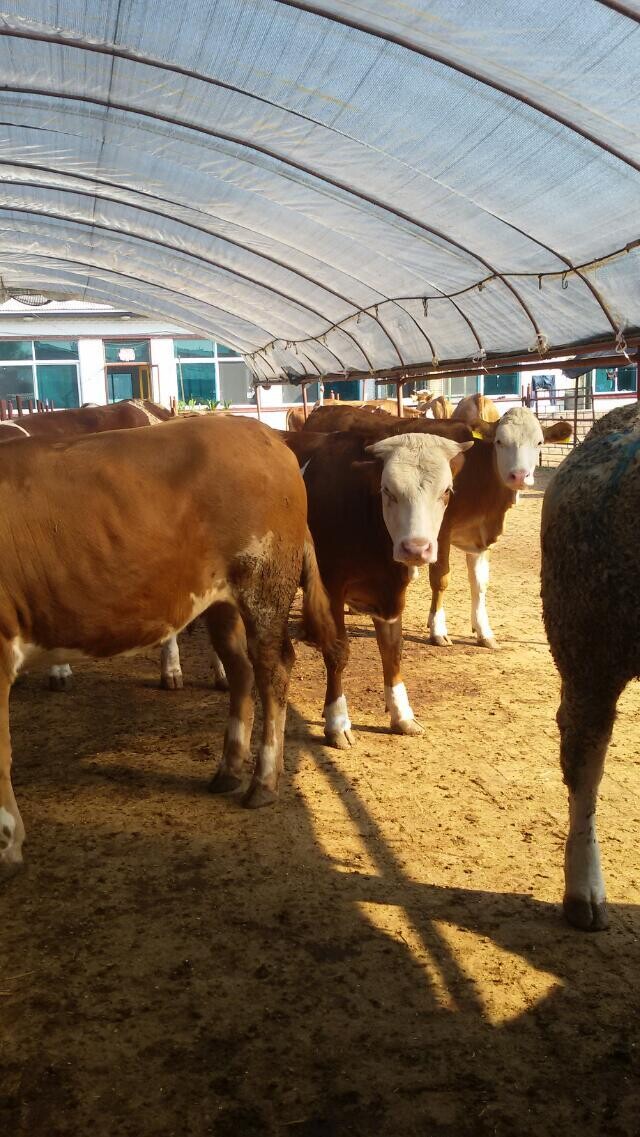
top-left (425, 395), bottom-right (453, 420)
top-left (286, 398), bottom-right (427, 432)
top-left (426, 408), bottom-right (572, 648)
top-left (451, 393), bottom-right (500, 425)
top-left (298, 404), bottom-right (572, 649)
top-left (285, 426), bottom-right (473, 748)
top-left (0, 414), bottom-right (335, 873)
top-left (541, 403), bottom-right (640, 931)
top-left (0, 400), bottom-right (206, 692)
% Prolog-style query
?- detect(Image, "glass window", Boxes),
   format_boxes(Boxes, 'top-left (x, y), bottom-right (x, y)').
top-left (36, 364), bottom-right (79, 409)
top-left (0, 364), bottom-right (35, 400)
top-left (324, 380), bottom-right (362, 401)
top-left (177, 362), bottom-right (217, 403)
top-left (34, 339), bottom-right (78, 360)
top-left (218, 361), bottom-right (255, 404)
top-left (108, 370), bottom-right (135, 402)
top-left (281, 382), bottom-right (320, 404)
top-left (483, 372), bottom-right (520, 397)
top-left (174, 338), bottom-right (214, 359)
top-left (215, 342), bottom-right (240, 358)
top-left (104, 339), bottom-right (150, 363)
top-left (447, 375), bottom-right (479, 398)
top-left (595, 368), bottom-right (615, 392)
top-left (616, 367), bottom-right (636, 392)
top-left (0, 340), bottom-right (32, 361)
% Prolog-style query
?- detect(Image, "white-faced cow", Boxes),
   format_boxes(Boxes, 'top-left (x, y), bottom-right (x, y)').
top-left (286, 426), bottom-right (473, 748)
top-left (0, 415), bottom-right (335, 873)
top-left (541, 402), bottom-right (640, 931)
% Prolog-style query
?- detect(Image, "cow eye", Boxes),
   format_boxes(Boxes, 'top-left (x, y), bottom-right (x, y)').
top-left (383, 487), bottom-right (397, 504)
top-left (495, 438), bottom-right (503, 446)
top-left (441, 487), bottom-right (452, 503)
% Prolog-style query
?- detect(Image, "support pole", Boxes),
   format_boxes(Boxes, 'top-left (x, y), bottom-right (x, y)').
top-left (302, 381), bottom-right (309, 421)
top-left (573, 373), bottom-right (579, 448)
top-left (396, 379), bottom-right (404, 418)
top-left (255, 383), bottom-right (262, 422)
top-left (636, 351), bottom-right (640, 401)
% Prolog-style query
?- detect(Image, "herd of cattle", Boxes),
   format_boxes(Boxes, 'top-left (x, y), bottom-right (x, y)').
top-left (0, 391), bottom-right (637, 934)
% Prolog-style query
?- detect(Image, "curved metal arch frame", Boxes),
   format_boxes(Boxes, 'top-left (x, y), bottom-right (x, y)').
top-left (0, 83), bottom-right (543, 349)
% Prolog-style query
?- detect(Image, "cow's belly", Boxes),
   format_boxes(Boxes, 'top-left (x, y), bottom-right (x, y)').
top-left (451, 522), bottom-right (501, 554)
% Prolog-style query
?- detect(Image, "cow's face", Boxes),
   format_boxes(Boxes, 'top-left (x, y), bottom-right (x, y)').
top-left (366, 434), bottom-right (473, 566)
top-left (493, 408), bottom-right (572, 489)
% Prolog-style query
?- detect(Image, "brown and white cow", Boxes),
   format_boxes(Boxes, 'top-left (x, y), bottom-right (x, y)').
top-left (426, 408), bottom-right (571, 648)
top-left (286, 426), bottom-right (473, 748)
top-left (0, 415), bottom-right (335, 872)
top-left (451, 393), bottom-right (500, 425)
top-left (0, 400), bottom-right (210, 692)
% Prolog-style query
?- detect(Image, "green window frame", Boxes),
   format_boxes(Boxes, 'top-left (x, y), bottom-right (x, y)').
top-left (0, 340), bottom-right (32, 361)
top-left (483, 373), bottom-right (520, 397)
top-left (174, 338), bottom-right (215, 359)
top-left (34, 339), bottom-right (79, 361)
top-left (176, 361), bottom-right (217, 403)
top-left (36, 364), bottom-right (80, 408)
top-left (595, 367), bottom-right (636, 393)
top-left (104, 339), bottom-right (150, 364)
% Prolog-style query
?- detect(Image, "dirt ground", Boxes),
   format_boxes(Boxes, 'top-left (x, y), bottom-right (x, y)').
top-left (2, 467), bottom-right (639, 1137)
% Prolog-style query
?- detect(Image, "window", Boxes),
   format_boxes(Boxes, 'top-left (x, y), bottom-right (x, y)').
top-left (0, 339), bottom-right (80, 408)
top-left (34, 339), bottom-right (78, 361)
top-left (216, 342), bottom-right (239, 357)
top-left (218, 360), bottom-right (255, 404)
top-left (483, 372), bottom-right (520, 397)
top-left (36, 364), bottom-right (80, 409)
top-left (324, 380), bottom-right (362, 401)
top-left (104, 339), bottom-right (150, 363)
top-left (595, 367), bottom-right (636, 393)
top-left (0, 340), bottom-right (32, 361)
top-left (447, 375), bottom-right (479, 399)
top-left (0, 365), bottom-right (35, 401)
top-left (177, 362), bottom-right (217, 402)
top-left (174, 338), bottom-right (215, 359)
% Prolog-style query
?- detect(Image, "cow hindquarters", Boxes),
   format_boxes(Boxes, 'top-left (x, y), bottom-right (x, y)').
top-left (373, 616), bottom-right (422, 736)
top-left (559, 679), bottom-right (621, 931)
top-left (0, 656), bottom-right (24, 874)
top-left (466, 550), bottom-right (498, 649)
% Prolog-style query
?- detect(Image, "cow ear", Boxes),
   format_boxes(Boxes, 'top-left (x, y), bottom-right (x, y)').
top-left (351, 457), bottom-right (382, 493)
top-left (469, 418), bottom-right (497, 441)
top-left (543, 420), bottom-right (572, 443)
top-left (447, 439), bottom-right (474, 478)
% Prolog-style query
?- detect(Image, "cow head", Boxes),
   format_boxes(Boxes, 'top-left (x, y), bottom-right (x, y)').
top-left (474, 408), bottom-right (572, 489)
top-left (363, 433), bottom-right (473, 566)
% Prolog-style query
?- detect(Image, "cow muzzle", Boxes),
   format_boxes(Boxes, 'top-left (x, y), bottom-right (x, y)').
top-left (506, 468), bottom-right (532, 489)
top-left (396, 537), bottom-right (436, 565)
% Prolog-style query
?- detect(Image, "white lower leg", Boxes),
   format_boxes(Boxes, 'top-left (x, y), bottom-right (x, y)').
top-left (384, 682), bottom-right (415, 728)
top-left (256, 707), bottom-right (285, 790)
top-left (211, 651), bottom-right (227, 686)
top-left (429, 607), bottom-right (449, 639)
top-left (323, 694), bottom-right (352, 735)
top-left (160, 636), bottom-right (183, 687)
top-left (0, 798), bottom-right (24, 866)
top-left (565, 787), bottom-right (606, 909)
top-left (466, 551), bottom-right (495, 643)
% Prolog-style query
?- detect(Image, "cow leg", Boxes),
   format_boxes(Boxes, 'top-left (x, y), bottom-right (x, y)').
top-left (428, 535), bottom-right (452, 646)
top-left (559, 680), bottom-right (620, 931)
top-left (160, 635), bottom-right (183, 690)
top-left (48, 663), bottom-right (73, 691)
top-left (466, 550), bottom-right (498, 649)
top-left (0, 668), bottom-right (24, 875)
top-left (373, 616), bottom-right (423, 736)
top-left (322, 598), bottom-right (353, 750)
top-left (210, 650), bottom-right (229, 692)
top-left (243, 621), bottom-right (295, 809)
top-left (206, 604), bottom-right (255, 795)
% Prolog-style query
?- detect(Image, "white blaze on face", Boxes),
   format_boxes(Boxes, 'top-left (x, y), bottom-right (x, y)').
top-left (493, 407), bottom-right (544, 489)
top-left (366, 434), bottom-right (472, 566)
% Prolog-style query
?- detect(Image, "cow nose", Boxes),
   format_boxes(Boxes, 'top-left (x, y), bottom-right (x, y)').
top-left (399, 538), bottom-right (433, 564)
top-left (507, 469), bottom-right (528, 488)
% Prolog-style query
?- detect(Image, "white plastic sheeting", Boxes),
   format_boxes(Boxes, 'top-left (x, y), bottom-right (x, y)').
top-left (0, 1), bottom-right (638, 379)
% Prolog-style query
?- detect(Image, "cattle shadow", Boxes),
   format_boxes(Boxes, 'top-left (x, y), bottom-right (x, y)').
top-left (2, 638), bottom-right (640, 1137)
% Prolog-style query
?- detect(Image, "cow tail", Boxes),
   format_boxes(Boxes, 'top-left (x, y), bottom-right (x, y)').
top-left (300, 529), bottom-right (337, 657)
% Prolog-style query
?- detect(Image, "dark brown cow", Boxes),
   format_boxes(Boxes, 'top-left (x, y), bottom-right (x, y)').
top-left (287, 398), bottom-right (426, 432)
top-left (0, 400), bottom-right (201, 691)
top-left (0, 415), bottom-right (335, 872)
top-left (286, 425), bottom-right (473, 747)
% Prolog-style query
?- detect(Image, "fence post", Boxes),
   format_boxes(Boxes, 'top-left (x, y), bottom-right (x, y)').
top-left (636, 351), bottom-right (640, 402)
top-left (301, 381), bottom-right (309, 421)
top-left (573, 374), bottom-right (579, 448)
top-left (255, 383), bottom-right (262, 422)
top-left (396, 379), bottom-right (404, 418)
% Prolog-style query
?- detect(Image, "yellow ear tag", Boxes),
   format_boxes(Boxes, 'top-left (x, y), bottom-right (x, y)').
top-left (472, 429), bottom-right (484, 440)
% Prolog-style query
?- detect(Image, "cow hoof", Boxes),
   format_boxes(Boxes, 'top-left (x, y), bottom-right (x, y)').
top-left (392, 717), bottom-right (424, 736)
top-left (242, 781), bottom-right (278, 809)
top-left (563, 894), bottom-right (610, 931)
top-left (430, 634), bottom-right (452, 647)
top-left (477, 636), bottom-right (500, 650)
top-left (324, 729), bottom-right (355, 750)
top-left (48, 674), bottom-right (71, 692)
top-left (213, 675), bottom-right (230, 693)
top-left (209, 770), bottom-right (243, 794)
top-left (161, 672), bottom-right (184, 690)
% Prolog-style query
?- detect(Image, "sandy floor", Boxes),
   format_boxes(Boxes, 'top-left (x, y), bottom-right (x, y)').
top-left (2, 468), bottom-right (640, 1137)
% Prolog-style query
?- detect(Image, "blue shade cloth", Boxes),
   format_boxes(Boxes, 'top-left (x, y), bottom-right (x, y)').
top-left (0, 2), bottom-right (637, 380)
